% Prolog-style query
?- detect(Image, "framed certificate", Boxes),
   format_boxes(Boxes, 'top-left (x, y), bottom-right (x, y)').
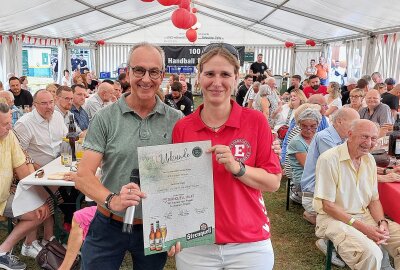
top-left (138, 140), bottom-right (215, 255)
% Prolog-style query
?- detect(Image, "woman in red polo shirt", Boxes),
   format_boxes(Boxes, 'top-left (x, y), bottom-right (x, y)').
top-left (172, 43), bottom-right (282, 270)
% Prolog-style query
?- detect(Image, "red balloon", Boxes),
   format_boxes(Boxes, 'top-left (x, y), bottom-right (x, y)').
top-left (189, 13), bottom-right (197, 27)
top-left (309, 40), bottom-right (316, 47)
top-left (192, 7), bottom-right (197, 13)
top-left (305, 39), bottom-right (311, 45)
top-left (186, 28), bottom-right (197, 42)
top-left (171, 8), bottom-right (192, 29)
top-left (74, 39), bottom-right (79, 44)
top-left (179, 0), bottom-right (190, 9)
top-left (78, 38), bottom-right (84, 43)
top-left (284, 41), bottom-right (294, 48)
top-left (158, 0), bottom-right (180, 6)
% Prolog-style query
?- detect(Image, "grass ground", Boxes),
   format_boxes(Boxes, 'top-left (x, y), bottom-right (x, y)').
top-left (0, 181), bottom-right (346, 270)
top-left (0, 96), bottom-right (346, 269)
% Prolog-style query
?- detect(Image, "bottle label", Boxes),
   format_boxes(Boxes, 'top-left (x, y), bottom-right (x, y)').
top-left (395, 139), bottom-right (400, 155)
top-left (62, 154), bottom-right (72, 167)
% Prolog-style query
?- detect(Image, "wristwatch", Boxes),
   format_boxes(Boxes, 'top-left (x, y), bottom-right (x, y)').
top-left (378, 219), bottom-right (389, 226)
top-left (233, 161), bottom-right (246, 178)
top-left (105, 193), bottom-right (117, 211)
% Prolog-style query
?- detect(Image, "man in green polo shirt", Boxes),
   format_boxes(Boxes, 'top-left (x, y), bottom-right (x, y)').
top-left (75, 42), bottom-right (183, 270)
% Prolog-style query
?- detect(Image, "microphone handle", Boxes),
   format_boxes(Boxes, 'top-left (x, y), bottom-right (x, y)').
top-left (122, 206), bottom-right (136, 234)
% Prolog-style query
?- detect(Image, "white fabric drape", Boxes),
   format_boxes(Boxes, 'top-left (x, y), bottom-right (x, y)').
top-left (249, 45), bottom-right (294, 76)
top-left (373, 33), bottom-right (400, 81)
top-left (293, 47), bottom-right (321, 78)
top-left (0, 36), bottom-right (23, 87)
top-left (57, 40), bottom-right (67, 84)
top-left (89, 45), bottom-right (97, 76)
top-left (345, 38), bottom-right (370, 79)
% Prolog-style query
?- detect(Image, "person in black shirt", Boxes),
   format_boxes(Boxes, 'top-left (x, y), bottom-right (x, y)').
top-left (71, 54), bottom-right (80, 72)
top-left (79, 55), bottom-right (88, 74)
top-left (51, 56), bottom-right (58, 82)
top-left (381, 84), bottom-right (399, 118)
top-left (236, 75), bottom-right (253, 106)
top-left (165, 82), bottom-right (193, 116)
top-left (286, 75), bottom-right (303, 93)
top-left (249, 53), bottom-right (272, 82)
top-left (8, 77), bottom-right (33, 108)
top-left (340, 78), bottom-right (357, 105)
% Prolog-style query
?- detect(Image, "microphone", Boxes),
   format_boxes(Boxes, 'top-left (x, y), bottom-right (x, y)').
top-left (122, 169), bottom-right (140, 234)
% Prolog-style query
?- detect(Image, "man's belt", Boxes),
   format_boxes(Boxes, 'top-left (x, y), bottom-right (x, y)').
top-left (97, 205), bottom-right (143, 224)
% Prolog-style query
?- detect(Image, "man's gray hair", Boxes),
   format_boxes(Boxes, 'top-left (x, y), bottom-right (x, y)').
top-left (0, 90), bottom-right (14, 101)
top-left (127, 42), bottom-right (165, 71)
top-left (253, 81), bottom-right (261, 87)
top-left (0, 103), bottom-right (10, 113)
top-left (296, 108), bottom-right (322, 126)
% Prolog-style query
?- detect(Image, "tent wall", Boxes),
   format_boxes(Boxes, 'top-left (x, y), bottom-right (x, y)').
top-left (372, 33), bottom-right (400, 81)
top-left (293, 46), bottom-right (322, 78)
top-left (249, 46), bottom-right (294, 76)
top-left (97, 44), bottom-right (295, 78)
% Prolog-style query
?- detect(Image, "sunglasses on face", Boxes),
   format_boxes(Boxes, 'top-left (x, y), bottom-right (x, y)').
top-left (201, 43), bottom-right (239, 60)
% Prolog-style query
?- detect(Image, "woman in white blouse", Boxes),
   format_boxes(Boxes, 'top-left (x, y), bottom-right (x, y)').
top-left (274, 89), bottom-right (307, 132)
top-left (325, 81), bottom-right (342, 117)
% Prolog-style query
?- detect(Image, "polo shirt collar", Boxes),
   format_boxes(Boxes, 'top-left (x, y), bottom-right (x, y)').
top-left (192, 99), bottom-right (242, 132)
top-left (118, 93), bottom-right (166, 116)
top-left (32, 109), bottom-right (48, 124)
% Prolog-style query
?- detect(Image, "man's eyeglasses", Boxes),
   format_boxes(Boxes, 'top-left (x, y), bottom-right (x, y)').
top-left (129, 65), bottom-right (163, 80)
top-left (350, 95), bottom-right (363, 98)
top-left (201, 43), bottom-right (239, 60)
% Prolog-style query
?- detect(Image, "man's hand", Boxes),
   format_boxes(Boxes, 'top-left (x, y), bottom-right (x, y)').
top-left (272, 134), bottom-right (281, 156)
top-left (359, 223), bottom-right (390, 245)
top-left (167, 242), bottom-right (181, 257)
top-left (109, 183), bottom-right (146, 212)
top-left (35, 203), bottom-right (49, 221)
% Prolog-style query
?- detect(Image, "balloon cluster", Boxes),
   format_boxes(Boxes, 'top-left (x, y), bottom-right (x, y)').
top-left (305, 39), bottom-right (316, 46)
top-left (141, 0), bottom-right (200, 43)
top-left (73, 38), bottom-right (84, 44)
top-left (284, 41), bottom-right (295, 48)
top-left (97, 40), bottom-right (106, 45)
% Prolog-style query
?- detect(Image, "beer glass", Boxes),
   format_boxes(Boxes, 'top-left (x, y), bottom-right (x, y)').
top-left (160, 224), bottom-right (167, 248)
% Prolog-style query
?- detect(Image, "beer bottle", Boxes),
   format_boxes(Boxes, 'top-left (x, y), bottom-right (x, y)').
top-left (388, 113), bottom-right (400, 158)
top-left (149, 223), bottom-right (156, 251)
top-left (67, 114), bottom-right (78, 161)
top-left (155, 221), bottom-right (162, 251)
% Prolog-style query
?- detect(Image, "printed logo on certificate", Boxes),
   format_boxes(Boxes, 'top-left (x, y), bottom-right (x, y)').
top-left (138, 140), bottom-right (215, 255)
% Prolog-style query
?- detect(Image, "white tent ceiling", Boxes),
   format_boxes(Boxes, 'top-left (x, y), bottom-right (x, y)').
top-left (1, 0), bottom-right (400, 45)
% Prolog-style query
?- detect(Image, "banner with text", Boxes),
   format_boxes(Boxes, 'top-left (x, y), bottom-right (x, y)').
top-left (162, 46), bottom-right (245, 67)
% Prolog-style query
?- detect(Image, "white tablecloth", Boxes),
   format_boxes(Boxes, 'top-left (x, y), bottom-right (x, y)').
top-left (12, 157), bottom-right (75, 217)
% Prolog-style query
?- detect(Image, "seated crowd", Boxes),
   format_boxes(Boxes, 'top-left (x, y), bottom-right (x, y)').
top-left (0, 52), bottom-right (400, 270)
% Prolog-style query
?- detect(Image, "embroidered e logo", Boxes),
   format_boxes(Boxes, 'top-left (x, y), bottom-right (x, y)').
top-left (234, 145), bottom-right (245, 157)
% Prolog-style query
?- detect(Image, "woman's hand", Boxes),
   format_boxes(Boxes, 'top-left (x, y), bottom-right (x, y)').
top-left (208, 145), bottom-right (240, 175)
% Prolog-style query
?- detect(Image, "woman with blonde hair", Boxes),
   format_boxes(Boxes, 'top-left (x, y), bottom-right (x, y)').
top-left (325, 81), bottom-right (342, 117)
top-left (343, 88), bottom-right (365, 112)
top-left (274, 89), bottom-right (307, 132)
top-left (46, 84), bottom-right (58, 98)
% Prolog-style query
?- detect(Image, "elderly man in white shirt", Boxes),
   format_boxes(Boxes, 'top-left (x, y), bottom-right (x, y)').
top-left (84, 81), bottom-right (114, 121)
top-left (14, 90), bottom-right (67, 168)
